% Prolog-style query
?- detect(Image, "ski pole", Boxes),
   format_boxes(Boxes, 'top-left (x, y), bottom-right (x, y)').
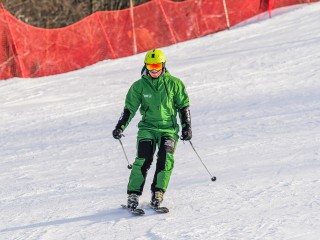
top-left (189, 141), bottom-right (216, 182)
top-left (118, 139), bottom-right (133, 169)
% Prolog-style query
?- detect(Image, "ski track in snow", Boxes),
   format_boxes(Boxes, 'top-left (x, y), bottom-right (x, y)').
top-left (1, 3), bottom-right (320, 240)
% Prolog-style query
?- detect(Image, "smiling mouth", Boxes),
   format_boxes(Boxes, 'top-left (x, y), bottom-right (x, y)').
top-left (150, 69), bottom-right (160, 74)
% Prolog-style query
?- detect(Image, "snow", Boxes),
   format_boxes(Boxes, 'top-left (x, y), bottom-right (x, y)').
top-left (1, 3), bottom-right (320, 240)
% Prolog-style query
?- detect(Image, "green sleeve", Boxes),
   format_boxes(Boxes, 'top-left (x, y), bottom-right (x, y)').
top-left (173, 79), bottom-right (190, 128)
top-left (122, 81), bottom-right (142, 130)
top-left (174, 79), bottom-right (190, 110)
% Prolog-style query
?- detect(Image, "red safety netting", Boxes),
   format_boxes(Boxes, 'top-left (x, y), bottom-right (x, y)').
top-left (0, 9), bottom-right (19, 78)
top-left (0, 0), bottom-right (318, 80)
top-left (226, 0), bottom-right (266, 26)
top-left (274, 0), bottom-right (315, 8)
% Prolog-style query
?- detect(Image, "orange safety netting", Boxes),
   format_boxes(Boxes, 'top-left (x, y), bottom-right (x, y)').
top-left (0, 0), bottom-right (317, 80)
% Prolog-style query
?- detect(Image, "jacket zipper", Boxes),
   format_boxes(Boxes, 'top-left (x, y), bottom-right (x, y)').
top-left (143, 106), bottom-right (149, 121)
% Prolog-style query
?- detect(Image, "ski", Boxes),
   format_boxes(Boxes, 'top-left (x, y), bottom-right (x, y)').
top-left (150, 206), bottom-right (169, 213)
top-left (121, 204), bottom-right (145, 215)
top-left (121, 204), bottom-right (169, 215)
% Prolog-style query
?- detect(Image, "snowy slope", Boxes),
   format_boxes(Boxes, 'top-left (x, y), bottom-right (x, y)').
top-left (1, 3), bottom-right (320, 240)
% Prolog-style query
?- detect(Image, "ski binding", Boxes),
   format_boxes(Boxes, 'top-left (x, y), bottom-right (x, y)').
top-left (151, 206), bottom-right (169, 213)
top-left (121, 204), bottom-right (145, 215)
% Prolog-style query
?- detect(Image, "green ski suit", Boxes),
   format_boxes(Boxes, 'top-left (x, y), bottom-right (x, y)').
top-left (118, 70), bottom-right (190, 195)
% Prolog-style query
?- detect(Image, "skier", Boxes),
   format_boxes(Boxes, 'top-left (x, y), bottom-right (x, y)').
top-left (112, 49), bottom-right (192, 210)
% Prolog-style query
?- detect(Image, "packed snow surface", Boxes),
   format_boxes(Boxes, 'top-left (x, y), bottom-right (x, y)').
top-left (1, 3), bottom-right (320, 240)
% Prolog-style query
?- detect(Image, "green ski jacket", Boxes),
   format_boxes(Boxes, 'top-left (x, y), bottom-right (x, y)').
top-left (121, 70), bottom-right (189, 134)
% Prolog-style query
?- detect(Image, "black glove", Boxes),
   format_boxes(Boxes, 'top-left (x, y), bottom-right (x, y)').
top-left (181, 126), bottom-right (192, 140)
top-left (180, 106), bottom-right (192, 141)
top-left (112, 128), bottom-right (123, 139)
top-left (113, 108), bottom-right (131, 140)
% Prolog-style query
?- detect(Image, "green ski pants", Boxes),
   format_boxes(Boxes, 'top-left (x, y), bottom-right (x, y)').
top-left (127, 129), bottom-right (178, 195)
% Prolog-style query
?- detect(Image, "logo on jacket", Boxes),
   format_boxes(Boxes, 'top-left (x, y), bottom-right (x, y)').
top-left (143, 94), bottom-right (152, 98)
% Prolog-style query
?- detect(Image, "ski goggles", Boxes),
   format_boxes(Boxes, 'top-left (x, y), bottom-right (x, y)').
top-left (145, 63), bottom-right (163, 71)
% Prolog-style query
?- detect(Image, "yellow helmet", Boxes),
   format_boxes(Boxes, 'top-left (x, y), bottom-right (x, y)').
top-left (144, 49), bottom-right (166, 64)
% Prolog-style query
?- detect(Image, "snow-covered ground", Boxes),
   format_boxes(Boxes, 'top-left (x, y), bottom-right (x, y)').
top-left (1, 3), bottom-right (320, 240)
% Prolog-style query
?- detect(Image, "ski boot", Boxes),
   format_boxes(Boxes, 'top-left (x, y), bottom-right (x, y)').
top-left (127, 194), bottom-right (139, 210)
top-left (150, 191), bottom-right (164, 209)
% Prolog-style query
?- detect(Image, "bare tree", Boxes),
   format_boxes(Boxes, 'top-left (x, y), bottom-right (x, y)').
top-left (0, 0), bottom-right (183, 28)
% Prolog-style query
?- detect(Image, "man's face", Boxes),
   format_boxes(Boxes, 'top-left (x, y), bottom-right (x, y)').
top-left (146, 63), bottom-right (163, 78)
top-left (149, 69), bottom-right (162, 78)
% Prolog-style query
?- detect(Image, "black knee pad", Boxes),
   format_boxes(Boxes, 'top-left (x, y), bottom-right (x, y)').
top-left (138, 139), bottom-right (155, 174)
top-left (155, 137), bottom-right (176, 174)
top-left (161, 137), bottom-right (176, 154)
top-left (138, 139), bottom-right (154, 159)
